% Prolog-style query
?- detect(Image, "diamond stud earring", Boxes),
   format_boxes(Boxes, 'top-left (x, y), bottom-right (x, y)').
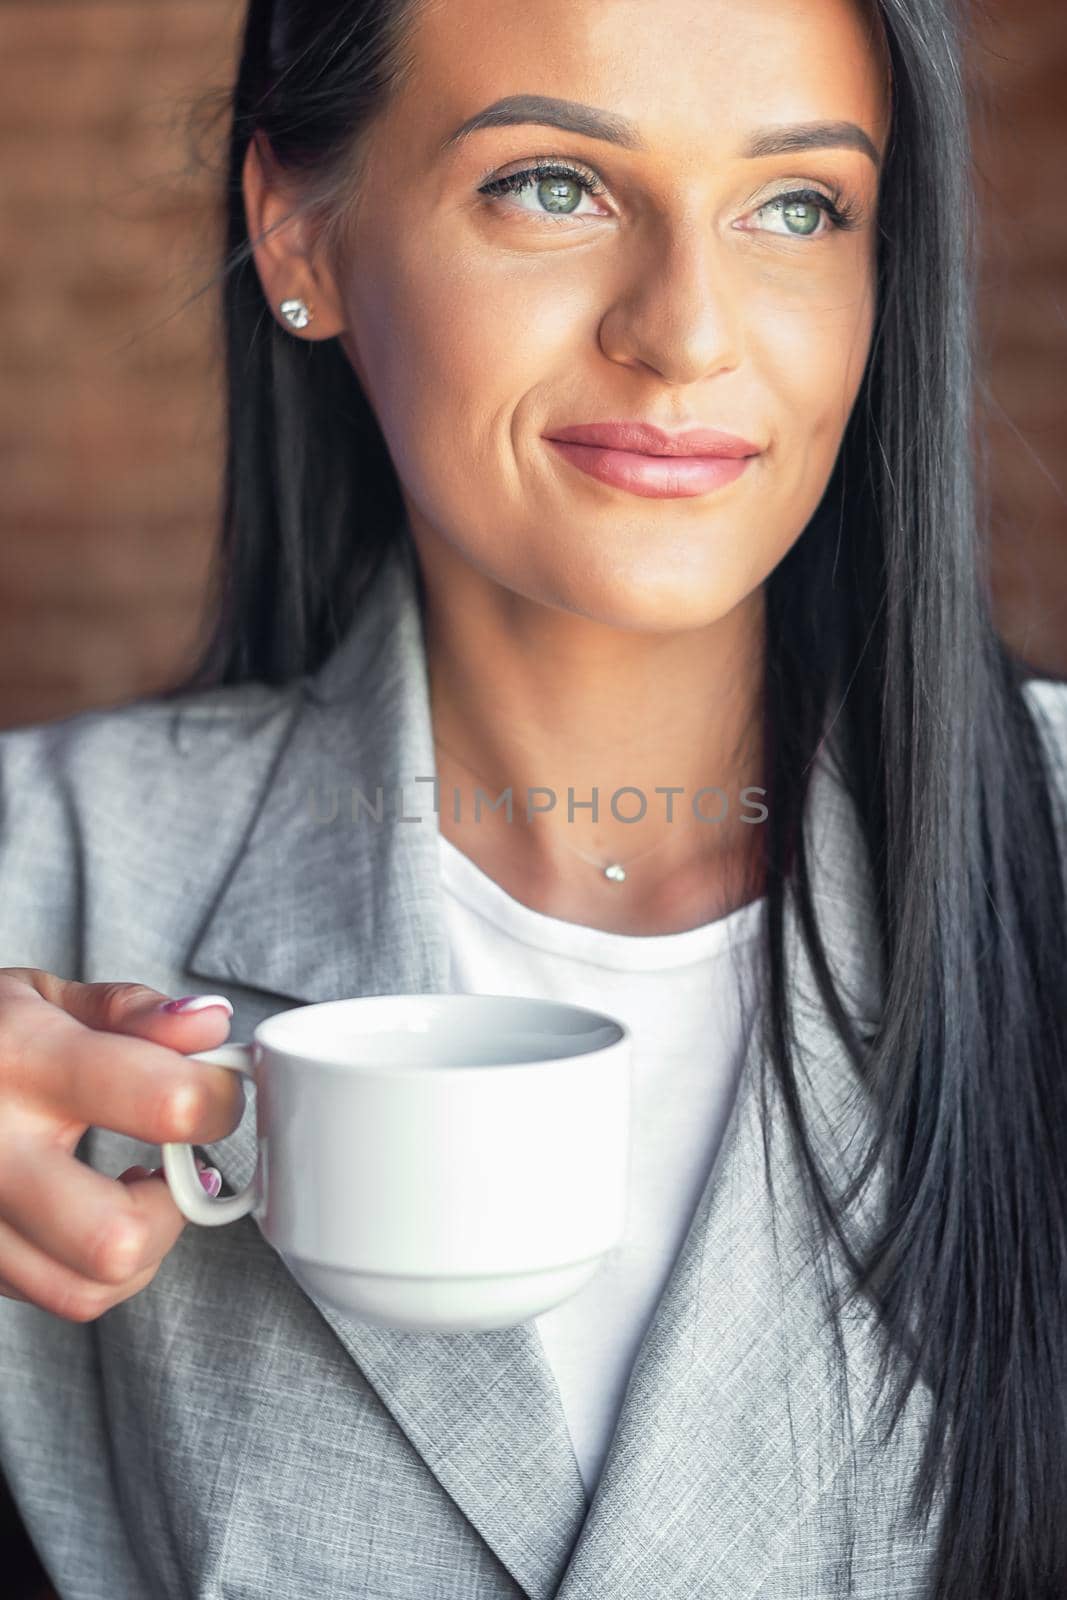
top-left (280, 298), bottom-right (313, 330)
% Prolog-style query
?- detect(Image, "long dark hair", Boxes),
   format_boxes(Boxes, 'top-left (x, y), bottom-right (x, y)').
top-left (170, 1), bottom-right (1067, 1592)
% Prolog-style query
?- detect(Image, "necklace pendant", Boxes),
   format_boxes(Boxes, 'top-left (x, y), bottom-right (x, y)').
top-left (604, 863), bottom-right (627, 883)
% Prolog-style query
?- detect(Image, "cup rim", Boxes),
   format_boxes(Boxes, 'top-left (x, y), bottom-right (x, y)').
top-left (251, 992), bottom-right (630, 1074)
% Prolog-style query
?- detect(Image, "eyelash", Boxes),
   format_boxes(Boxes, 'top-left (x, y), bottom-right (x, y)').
top-left (476, 158), bottom-right (863, 235)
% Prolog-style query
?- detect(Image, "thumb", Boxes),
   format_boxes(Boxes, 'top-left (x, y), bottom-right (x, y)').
top-left (32, 975), bottom-right (234, 1043)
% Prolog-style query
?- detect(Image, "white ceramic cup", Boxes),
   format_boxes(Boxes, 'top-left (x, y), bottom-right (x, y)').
top-left (161, 993), bottom-right (631, 1332)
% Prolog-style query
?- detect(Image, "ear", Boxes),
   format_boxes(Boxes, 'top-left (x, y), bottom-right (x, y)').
top-left (241, 131), bottom-right (347, 340)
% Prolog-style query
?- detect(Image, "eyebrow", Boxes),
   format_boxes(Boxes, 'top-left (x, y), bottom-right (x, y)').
top-left (441, 94), bottom-right (881, 172)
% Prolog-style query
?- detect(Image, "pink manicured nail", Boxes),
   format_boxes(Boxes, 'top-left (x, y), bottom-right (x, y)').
top-left (146, 1159), bottom-right (222, 1194)
top-left (157, 994), bottom-right (233, 1016)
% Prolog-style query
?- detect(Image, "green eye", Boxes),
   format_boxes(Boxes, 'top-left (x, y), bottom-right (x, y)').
top-left (479, 161), bottom-right (606, 219)
top-left (537, 175), bottom-right (584, 213)
top-left (754, 189), bottom-right (857, 238)
top-left (780, 200), bottom-right (821, 235)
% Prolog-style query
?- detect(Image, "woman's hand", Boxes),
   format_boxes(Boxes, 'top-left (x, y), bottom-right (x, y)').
top-left (0, 969), bottom-right (244, 1322)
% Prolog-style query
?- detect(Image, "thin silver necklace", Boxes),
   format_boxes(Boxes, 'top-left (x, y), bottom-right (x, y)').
top-left (432, 734), bottom-right (679, 885)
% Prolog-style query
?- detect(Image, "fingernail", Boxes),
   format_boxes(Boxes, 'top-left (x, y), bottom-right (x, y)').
top-left (156, 994), bottom-right (234, 1016)
top-left (146, 1160), bottom-right (220, 1194)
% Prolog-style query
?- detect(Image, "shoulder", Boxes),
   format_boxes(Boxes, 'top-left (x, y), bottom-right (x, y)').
top-left (0, 679), bottom-right (299, 814)
top-left (1020, 678), bottom-right (1067, 882)
top-left (0, 679), bottom-right (301, 891)
top-left (0, 680), bottom-right (302, 975)
top-left (1021, 675), bottom-right (1067, 778)
top-left (1022, 673), bottom-right (1067, 728)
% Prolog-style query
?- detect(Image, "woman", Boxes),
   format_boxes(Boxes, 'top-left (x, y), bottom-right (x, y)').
top-left (0, 0), bottom-right (1065, 1595)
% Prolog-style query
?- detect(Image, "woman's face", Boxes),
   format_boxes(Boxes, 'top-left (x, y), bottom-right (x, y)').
top-left (327, 0), bottom-right (889, 629)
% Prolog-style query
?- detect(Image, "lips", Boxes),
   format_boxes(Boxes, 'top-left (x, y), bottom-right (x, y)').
top-left (544, 420), bottom-right (761, 458)
top-left (543, 420), bottom-right (761, 500)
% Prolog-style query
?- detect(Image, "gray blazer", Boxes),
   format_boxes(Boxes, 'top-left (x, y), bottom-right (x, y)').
top-left (0, 534), bottom-right (1065, 1600)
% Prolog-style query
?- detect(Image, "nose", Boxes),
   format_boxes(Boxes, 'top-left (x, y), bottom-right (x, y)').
top-left (597, 225), bottom-right (743, 385)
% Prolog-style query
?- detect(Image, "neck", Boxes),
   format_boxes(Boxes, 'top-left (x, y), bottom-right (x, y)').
top-left (411, 524), bottom-right (769, 933)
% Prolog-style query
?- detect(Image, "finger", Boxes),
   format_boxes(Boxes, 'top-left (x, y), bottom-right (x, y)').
top-left (0, 1210), bottom-right (166, 1323)
top-left (1, 969), bottom-right (239, 1114)
top-left (1, 989), bottom-right (245, 1146)
top-left (119, 1162), bottom-right (224, 1197)
top-left (8, 972), bottom-right (234, 1043)
top-left (0, 1142), bottom-right (189, 1285)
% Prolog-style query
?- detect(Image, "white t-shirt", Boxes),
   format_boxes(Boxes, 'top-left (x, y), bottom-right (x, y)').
top-left (437, 831), bottom-right (766, 1499)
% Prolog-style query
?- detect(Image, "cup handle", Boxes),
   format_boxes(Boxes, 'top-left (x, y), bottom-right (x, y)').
top-left (160, 1043), bottom-right (257, 1226)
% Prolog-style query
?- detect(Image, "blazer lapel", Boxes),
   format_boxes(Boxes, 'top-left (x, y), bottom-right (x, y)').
top-left (186, 533), bottom-right (589, 1600)
top-left (185, 532), bottom-right (918, 1599)
top-left (187, 535), bottom-right (452, 1010)
top-left (553, 744), bottom-right (931, 1598)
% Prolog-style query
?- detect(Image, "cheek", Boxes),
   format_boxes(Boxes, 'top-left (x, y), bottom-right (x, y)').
top-left (737, 275), bottom-right (875, 585)
top-left (343, 233), bottom-right (584, 501)
top-left (758, 274), bottom-right (876, 458)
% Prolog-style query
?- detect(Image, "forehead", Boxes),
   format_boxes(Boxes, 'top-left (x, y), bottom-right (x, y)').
top-left (402, 0), bottom-right (890, 158)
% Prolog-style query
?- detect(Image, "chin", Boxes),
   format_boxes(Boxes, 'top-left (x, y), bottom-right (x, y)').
top-left (543, 562), bottom-right (742, 633)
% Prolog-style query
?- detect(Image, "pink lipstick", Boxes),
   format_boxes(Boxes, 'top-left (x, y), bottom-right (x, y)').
top-left (543, 420), bottom-right (762, 501)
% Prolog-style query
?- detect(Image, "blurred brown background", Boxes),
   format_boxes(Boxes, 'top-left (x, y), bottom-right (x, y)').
top-left (0, 0), bottom-right (1065, 1593)
top-left (0, 0), bottom-right (239, 734)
